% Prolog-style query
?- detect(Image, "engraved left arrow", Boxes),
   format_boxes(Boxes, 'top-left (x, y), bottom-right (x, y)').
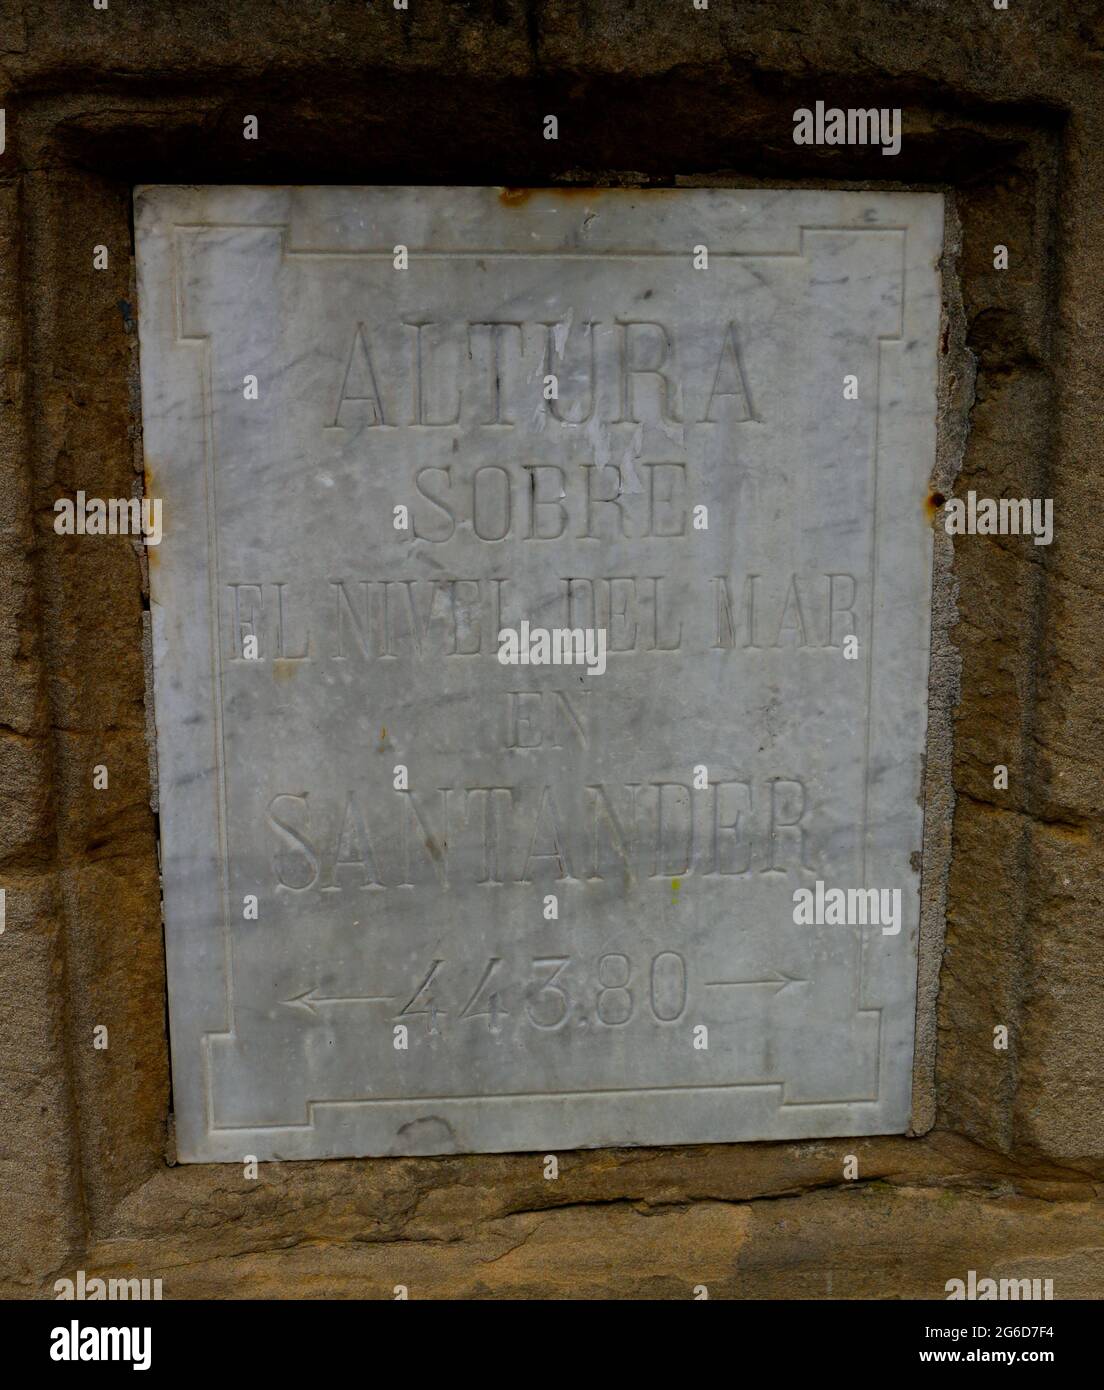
top-left (282, 987), bottom-right (394, 1017)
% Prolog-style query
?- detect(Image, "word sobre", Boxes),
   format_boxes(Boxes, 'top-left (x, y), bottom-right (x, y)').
top-left (497, 621), bottom-right (607, 676)
top-left (792, 880), bottom-right (902, 935)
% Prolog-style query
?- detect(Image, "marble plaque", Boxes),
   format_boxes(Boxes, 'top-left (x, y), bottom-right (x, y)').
top-left (135, 186), bottom-right (943, 1162)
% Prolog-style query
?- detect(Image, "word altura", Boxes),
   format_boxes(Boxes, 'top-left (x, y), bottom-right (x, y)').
top-left (792, 101), bottom-right (902, 156)
top-left (792, 879), bottom-right (902, 935)
top-left (497, 622), bottom-right (607, 676)
top-left (331, 317), bottom-right (758, 428)
top-left (53, 490), bottom-right (163, 546)
top-left (943, 490), bottom-right (1053, 546)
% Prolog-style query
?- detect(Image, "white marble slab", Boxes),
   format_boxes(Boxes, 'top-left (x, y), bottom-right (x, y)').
top-left (135, 186), bottom-right (943, 1161)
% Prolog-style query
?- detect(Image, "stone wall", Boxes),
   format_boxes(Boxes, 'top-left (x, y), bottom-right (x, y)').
top-left (0, 0), bottom-right (1101, 1298)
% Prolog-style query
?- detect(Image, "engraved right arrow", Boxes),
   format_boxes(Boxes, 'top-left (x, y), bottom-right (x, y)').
top-left (703, 971), bottom-right (806, 995)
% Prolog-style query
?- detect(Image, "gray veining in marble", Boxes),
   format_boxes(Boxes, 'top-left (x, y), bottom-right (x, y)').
top-left (134, 186), bottom-right (943, 1161)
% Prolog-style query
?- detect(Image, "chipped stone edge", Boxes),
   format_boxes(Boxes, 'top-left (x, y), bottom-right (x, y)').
top-left (910, 189), bottom-right (970, 1135)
